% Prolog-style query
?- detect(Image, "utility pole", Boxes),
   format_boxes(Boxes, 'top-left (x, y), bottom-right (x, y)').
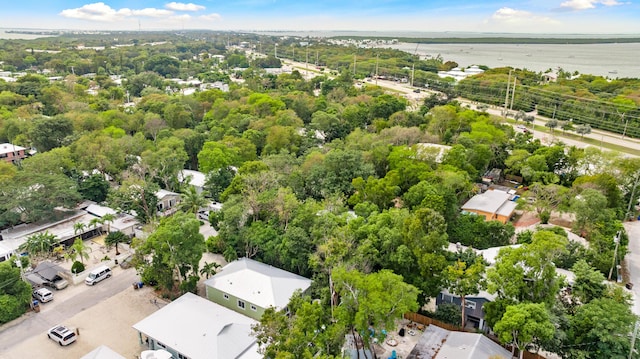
top-left (509, 76), bottom-right (517, 111)
top-left (375, 53), bottom-right (379, 86)
top-left (630, 320), bottom-right (639, 359)
top-left (626, 172), bottom-right (640, 220)
top-left (608, 231), bottom-right (621, 281)
top-left (274, 44), bottom-right (277, 59)
top-left (411, 63), bottom-right (415, 87)
top-left (503, 70), bottom-right (512, 118)
top-left (353, 54), bottom-right (357, 76)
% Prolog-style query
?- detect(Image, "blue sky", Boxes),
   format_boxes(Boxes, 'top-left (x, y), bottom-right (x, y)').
top-left (2, 1), bottom-right (639, 34)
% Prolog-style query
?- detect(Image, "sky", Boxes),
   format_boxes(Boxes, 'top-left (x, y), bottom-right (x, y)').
top-left (1, 1), bottom-right (640, 34)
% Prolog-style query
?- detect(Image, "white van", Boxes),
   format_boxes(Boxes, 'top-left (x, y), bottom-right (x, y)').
top-left (85, 265), bottom-right (112, 285)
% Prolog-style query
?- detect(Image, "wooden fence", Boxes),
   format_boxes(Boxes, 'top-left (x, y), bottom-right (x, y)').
top-left (403, 312), bottom-right (547, 359)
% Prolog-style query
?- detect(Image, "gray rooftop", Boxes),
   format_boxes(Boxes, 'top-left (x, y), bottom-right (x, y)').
top-left (204, 257), bottom-right (312, 310)
top-left (461, 190), bottom-right (512, 214)
top-left (132, 293), bottom-right (259, 359)
top-left (407, 325), bottom-right (511, 359)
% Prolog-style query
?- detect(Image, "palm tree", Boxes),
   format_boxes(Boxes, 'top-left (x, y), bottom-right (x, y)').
top-left (73, 222), bottom-right (86, 240)
top-left (180, 185), bottom-right (207, 215)
top-left (105, 231), bottom-right (128, 256)
top-left (199, 261), bottom-right (221, 279)
top-left (19, 231), bottom-right (58, 260)
top-left (67, 238), bottom-right (90, 265)
top-left (101, 213), bottom-right (116, 234)
top-left (89, 217), bottom-right (103, 235)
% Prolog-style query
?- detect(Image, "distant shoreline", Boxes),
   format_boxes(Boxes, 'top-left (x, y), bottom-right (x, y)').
top-left (329, 36), bottom-right (640, 45)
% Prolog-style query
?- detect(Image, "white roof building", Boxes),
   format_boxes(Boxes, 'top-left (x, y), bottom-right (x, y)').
top-left (81, 345), bottom-right (126, 359)
top-left (179, 170), bottom-right (206, 189)
top-left (133, 293), bottom-right (260, 359)
top-left (205, 257), bottom-right (312, 311)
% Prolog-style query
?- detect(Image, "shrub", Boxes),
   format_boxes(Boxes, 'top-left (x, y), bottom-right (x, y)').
top-left (71, 261), bottom-right (85, 274)
top-left (539, 210), bottom-right (551, 224)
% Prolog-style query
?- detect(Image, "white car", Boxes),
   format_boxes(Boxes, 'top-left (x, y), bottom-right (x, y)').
top-left (47, 325), bottom-right (77, 346)
top-left (32, 288), bottom-right (53, 303)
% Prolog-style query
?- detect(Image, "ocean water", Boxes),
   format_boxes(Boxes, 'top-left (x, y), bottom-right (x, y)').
top-left (383, 42), bottom-right (640, 79)
top-left (0, 30), bottom-right (56, 40)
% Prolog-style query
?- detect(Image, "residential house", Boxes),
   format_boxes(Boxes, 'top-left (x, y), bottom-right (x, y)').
top-left (407, 325), bottom-right (511, 359)
top-left (132, 292), bottom-right (261, 359)
top-left (178, 170), bottom-right (207, 195)
top-left (156, 189), bottom-right (180, 216)
top-left (460, 190), bottom-right (517, 224)
top-left (204, 257), bottom-right (312, 320)
top-left (436, 289), bottom-right (496, 332)
top-left (0, 143), bottom-right (27, 163)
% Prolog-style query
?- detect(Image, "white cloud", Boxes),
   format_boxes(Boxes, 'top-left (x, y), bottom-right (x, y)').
top-left (131, 8), bottom-right (174, 17)
top-left (165, 2), bottom-right (205, 12)
top-left (490, 7), bottom-right (557, 24)
top-left (559, 0), bottom-right (625, 10)
top-left (59, 2), bottom-right (123, 21)
top-left (60, 2), bottom-right (175, 22)
top-left (199, 13), bottom-right (222, 21)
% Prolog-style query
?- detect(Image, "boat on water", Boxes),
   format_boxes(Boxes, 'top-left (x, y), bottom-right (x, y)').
top-left (609, 70), bottom-right (618, 75)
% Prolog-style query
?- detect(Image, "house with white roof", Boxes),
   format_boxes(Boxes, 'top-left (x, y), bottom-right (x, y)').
top-left (133, 292), bottom-right (261, 359)
top-left (0, 143), bottom-right (27, 163)
top-left (155, 189), bottom-right (180, 216)
top-left (178, 169), bottom-right (207, 195)
top-left (204, 257), bottom-right (313, 320)
top-left (461, 189), bottom-right (517, 224)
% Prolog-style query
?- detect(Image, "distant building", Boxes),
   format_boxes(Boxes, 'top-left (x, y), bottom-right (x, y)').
top-left (0, 143), bottom-right (27, 163)
top-left (204, 257), bottom-right (312, 320)
top-left (461, 190), bottom-right (517, 224)
top-left (437, 65), bottom-right (484, 81)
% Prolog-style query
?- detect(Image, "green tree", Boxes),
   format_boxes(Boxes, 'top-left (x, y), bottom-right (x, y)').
top-left (199, 261), bottom-right (221, 279)
top-left (67, 238), bottom-right (90, 265)
top-left (443, 258), bottom-right (486, 327)
top-left (101, 213), bottom-right (116, 234)
top-left (135, 212), bottom-right (205, 294)
top-left (180, 185), bottom-right (207, 215)
top-left (494, 303), bottom-right (555, 359)
top-left (29, 116), bottom-right (74, 152)
top-left (487, 230), bottom-right (568, 305)
top-left (0, 262), bottom-right (32, 324)
top-left (19, 231), bottom-right (58, 261)
top-left (105, 231), bottom-right (128, 256)
top-left (332, 267), bottom-right (419, 348)
top-left (78, 173), bottom-right (110, 203)
top-left (571, 259), bottom-right (607, 304)
top-left (569, 298), bottom-right (635, 358)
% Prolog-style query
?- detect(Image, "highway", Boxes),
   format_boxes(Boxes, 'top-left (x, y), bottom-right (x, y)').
top-left (281, 57), bottom-right (640, 156)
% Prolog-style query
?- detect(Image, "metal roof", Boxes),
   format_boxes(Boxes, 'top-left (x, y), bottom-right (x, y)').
top-left (461, 190), bottom-right (512, 215)
top-left (204, 257), bottom-right (312, 310)
top-left (132, 293), bottom-right (259, 359)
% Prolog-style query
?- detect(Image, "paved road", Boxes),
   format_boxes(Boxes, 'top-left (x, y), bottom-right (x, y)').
top-left (624, 221), bottom-right (640, 315)
top-left (0, 266), bottom-right (138, 352)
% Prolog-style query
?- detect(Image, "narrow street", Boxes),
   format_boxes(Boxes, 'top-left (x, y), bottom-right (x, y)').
top-left (624, 221), bottom-right (640, 315)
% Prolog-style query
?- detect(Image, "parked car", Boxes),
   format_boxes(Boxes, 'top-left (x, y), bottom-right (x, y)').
top-left (32, 288), bottom-right (53, 303)
top-left (85, 265), bottom-right (112, 285)
top-left (47, 325), bottom-right (77, 346)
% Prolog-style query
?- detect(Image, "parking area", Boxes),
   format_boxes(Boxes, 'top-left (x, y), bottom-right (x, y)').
top-left (1, 284), bottom-right (161, 359)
